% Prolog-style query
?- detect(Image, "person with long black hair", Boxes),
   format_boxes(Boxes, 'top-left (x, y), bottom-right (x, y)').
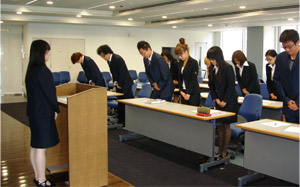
top-left (265, 49), bottom-right (280, 101)
top-left (25, 40), bottom-right (59, 186)
top-left (207, 46), bottom-right (238, 159)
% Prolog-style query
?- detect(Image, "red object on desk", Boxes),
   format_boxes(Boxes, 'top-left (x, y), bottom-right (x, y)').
top-left (197, 112), bottom-right (212, 117)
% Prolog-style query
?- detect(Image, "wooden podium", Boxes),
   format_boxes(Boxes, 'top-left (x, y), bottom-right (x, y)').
top-left (46, 83), bottom-right (108, 186)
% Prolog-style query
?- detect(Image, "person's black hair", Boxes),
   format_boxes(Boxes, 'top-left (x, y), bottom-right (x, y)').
top-left (265, 49), bottom-right (277, 57)
top-left (97, 44), bottom-right (113, 55)
top-left (207, 46), bottom-right (227, 82)
top-left (137, 41), bottom-right (151, 50)
top-left (25, 40), bottom-right (51, 81)
top-left (279, 29), bottom-right (299, 44)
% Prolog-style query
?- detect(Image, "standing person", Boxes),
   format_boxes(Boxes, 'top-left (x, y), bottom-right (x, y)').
top-left (161, 50), bottom-right (180, 103)
top-left (207, 46), bottom-right (238, 159)
top-left (97, 44), bottom-right (133, 125)
top-left (265, 49), bottom-right (280, 101)
top-left (175, 38), bottom-right (201, 106)
top-left (232, 50), bottom-right (260, 96)
top-left (137, 41), bottom-right (174, 101)
top-left (25, 40), bottom-right (59, 186)
top-left (274, 29), bottom-right (299, 123)
top-left (71, 52), bottom-right (105, 87)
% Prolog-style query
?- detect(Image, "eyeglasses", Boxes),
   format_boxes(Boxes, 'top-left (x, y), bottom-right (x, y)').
top-left (265, 58), bottom-right (274, 62)
top-left (281, 43), bottom-right (295, 50)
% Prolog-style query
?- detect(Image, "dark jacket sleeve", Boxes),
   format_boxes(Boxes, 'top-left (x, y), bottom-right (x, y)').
top-left (186, 59), bottom-right (199, 95)
top-left (223, 65), bottom-right (236, 103)
top-left (208, 67), bottom-right (218, 100)
top-left (247, 62), bottom-right (259, 93)
top-left (157, 55), bottom-right (171, 90)
top-left (38, 67), bottom-right (60, 113)
top-left (144, 58), bottom-right (154, 85)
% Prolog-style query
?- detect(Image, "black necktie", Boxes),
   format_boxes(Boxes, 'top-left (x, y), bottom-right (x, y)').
top-left (148, 60), bottom-right (151, 66)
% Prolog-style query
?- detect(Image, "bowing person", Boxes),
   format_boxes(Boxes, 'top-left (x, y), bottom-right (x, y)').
top-left (207, 46), bottom-right (238, 160)
top-left (175, 38), bottom-right (201, 106)
top-left (161, 50), bottom-right (180, 103)
top-left (71, 52), bottom-right (105, 86)
top-left (97, 44), bottom-right (133, 125)
top-left (265, 49), bottom-right (280, 101)
top-left (274, 29), bottom-right (299, 123)
top-left (232, 50), bottom-right (260, 96)
top-left (137, 41), bottom-right (174, 101)
top-left (25, 40), bottom-right (59, 186)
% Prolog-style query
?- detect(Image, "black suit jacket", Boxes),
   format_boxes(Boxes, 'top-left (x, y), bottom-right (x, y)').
top-left (26, 66), bottom-right (60, 118)
top-left (81, 56), bottom-right (105, 86)
top-left (108, 53), bottom-right (133, 98)
top-left (170, 60), bottom-right (179, 81)
top-left (235, 61), bottom-right (260, 95)
top-left (266, 64), bottom-right (279, 99)
top-left (143, 51), bottom-right (174, 101)
top-left (178, 56), bottom-right (200, 96)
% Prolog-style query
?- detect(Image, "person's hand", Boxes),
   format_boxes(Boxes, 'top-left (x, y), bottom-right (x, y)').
top-left (173, 80), bottom-right (178, 85)
top-left (54, 112), bottom-right (58, 120)
top-left (89, 80), bottom-right (95, 85)
top-left (180, 91), bottom-right (189, 100)
top-left (218, 101), bottom-right (227, 108)
top-left (270, 93), bottom-right (277, 100)
top-left (152, 82), bottom-right (160, 91)
top-left (116, 82), bottom-right (122, 89)
top-left (288, 100), bottom-right (299, 111)
top-left (215, 99), bottom-right (221, 105)
top-left (242, 88), bottom-right (249, 95)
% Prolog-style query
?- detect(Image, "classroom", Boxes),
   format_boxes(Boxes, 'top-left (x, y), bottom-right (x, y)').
top-left (1, 0), bottom-right (299, 186)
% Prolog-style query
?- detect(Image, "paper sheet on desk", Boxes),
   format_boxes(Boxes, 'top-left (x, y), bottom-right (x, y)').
top-left (284, 126), bottom-right (300, 133)
top-left (144, 99), bottom-right (166, 104)
top-left (261, 121), bottom-right (290, 128)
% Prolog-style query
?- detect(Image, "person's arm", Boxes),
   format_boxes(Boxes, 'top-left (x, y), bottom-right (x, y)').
top-left (144, 59), bottom-right (154, 85)
top-left (246, 63), bottom-right (259, 93)
top-left (236, 66), bottom-right (244, 91)
top-left (38, 67), bottom-right (60, 113)
top-left (208, 71), bottom-right (218, 101)
top-left (185, 60), bottom-right (198, 95)
top-left (266, 65), bottom-right (274, 94)
top-left (274, 56), bottom-right (290, 104)
top-left (116, 57), bottom-right (128, 88)
top-left (222, 65), bottom-right (236, 104)
top-left (157, 56), bottom-right (171, 90)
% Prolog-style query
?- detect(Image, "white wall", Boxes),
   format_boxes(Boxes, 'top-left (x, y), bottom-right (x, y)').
top-left (25, 23), bottom-right (214, 76)
top-left (263, 26), bottom-right (276, 81)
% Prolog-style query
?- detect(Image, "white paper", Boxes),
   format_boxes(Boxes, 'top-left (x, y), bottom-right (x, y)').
top-left (284, 126), bottom-right (300, 133)
top-left (261, 121), bottom-right (290, 128)
top-left (144, 99), bottom-right (165, 104)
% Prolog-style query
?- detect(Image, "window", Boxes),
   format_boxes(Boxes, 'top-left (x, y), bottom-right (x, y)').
top-left (277, 24), bottom-right (300, 53)
top-left (221, 29), bottom-right (247, 61)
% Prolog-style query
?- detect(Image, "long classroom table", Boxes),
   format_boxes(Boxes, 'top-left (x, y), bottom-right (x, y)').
top-left (118, 98), bottom-right (236, 172)
top-left (236, 119), bottom-right (299, 186)
top-left (200, 92), bottom-right (283, 120)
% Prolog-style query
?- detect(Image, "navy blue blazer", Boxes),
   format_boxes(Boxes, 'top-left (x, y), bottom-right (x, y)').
top-left (81, 56), bottom-right (105, 86)
top-left (143, 51), bottom-right (174, 101)
top-left (108, 53), bottom-right (133, 98)
top-left (235, 61), bottom-right (260, 95)
top-left (274, 51), bottom-right (299, 115)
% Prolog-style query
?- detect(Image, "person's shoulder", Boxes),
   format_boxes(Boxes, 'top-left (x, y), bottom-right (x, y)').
top-left (38, 65), bottom-right (51, 77)
top-left (188, 56), bottom-right (198, 64)
top-left (277, 51), bottom-right (288, 59)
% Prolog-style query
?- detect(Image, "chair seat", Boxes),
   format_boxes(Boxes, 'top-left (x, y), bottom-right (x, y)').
top-left (108, 100), bottom-right (118, 108)
top-left (230, 123), bottom-right (245, 139)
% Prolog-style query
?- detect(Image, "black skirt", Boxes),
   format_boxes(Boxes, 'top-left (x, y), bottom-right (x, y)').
top-left (29, 115), bottom-right (59, 148)
top-left (216, 99), bottom-right (238, 124)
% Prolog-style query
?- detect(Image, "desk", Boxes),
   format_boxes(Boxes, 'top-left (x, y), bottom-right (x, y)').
top-left (236, 119), bottom-right (299, 186)
top-left (118, 98), bottom-right (236, 172)
top-left (107, 91), bottom-right (124, 97)
top-left (200, 92), bottom-right (283, 120)
top-left (136, 86), bottom-right (179, 92)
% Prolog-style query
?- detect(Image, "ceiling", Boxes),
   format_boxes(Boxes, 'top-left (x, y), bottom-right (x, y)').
top-left (1, 0), bottom-right (299, 31)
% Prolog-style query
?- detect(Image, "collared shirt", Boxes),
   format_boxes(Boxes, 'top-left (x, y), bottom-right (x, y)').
top-left (237, 61), bottom-right (249, 77)
top-left (268, 64), bottom-right (276, 81)
top-left (148, 51), bottom-right (154, 64)
top-left (108, 53), bottom-right (113, 62)
top-left (213, 65), bottom-right (219, 75)
top-left (81, 56), bottom-right (85, 65)
top-left (167, 61), bottom-right (171, 69)
top-left (181, 67), bottom-right (186, 90)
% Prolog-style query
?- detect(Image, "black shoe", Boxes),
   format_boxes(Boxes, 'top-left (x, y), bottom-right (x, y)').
top-left (214, 153), bottom-right (221, 161)
top-left (36, 179), bottom-right (55, 186)
top-left (33, 179), bottom-right (38, 185)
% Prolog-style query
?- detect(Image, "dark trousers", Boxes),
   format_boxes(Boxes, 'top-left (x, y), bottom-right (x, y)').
top-left (117, 87), bottom-right (132, 125)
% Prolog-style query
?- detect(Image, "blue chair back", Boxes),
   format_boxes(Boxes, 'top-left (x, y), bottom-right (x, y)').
top-left (197, 76), bottom-right (203, 83)
top-left (60, 71), bottom-right (70, 84)
top-left (240, 94), bottom-right (262, 122)
top-left (260, 83), bottom-right (270, 100)
top-left (102, 72), bottom-right (112, 83)
top-left (77, 71), bottom-right (87, 83)
top-left (235, 84), bottom-right (243, 96)
top-left (131, 83), bottom-right (137, 98)
top-left (138, 72), bottom-right (148, 83)
top-left (102, 76), bottom-right (109, 91)
top-left (129, 70), bottom-right (138, 81)
top-left (52, 72), bottom-right (61, 86)
top-left (204, 92), bottom-right (215, 108)
top-left (138, 84), bottom-right (152, 98)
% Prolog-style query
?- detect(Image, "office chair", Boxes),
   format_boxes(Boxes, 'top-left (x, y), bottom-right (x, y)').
top-left (230, 94), bottom-right (263, 159)
top-left (52, 72), bottom-right (61, 86)
top-left (138, 72), bottom-right (148, 83)
top-left (137, 83), bottom-right (152, 98)
top-left (201, 69), bottom-right (207, 79)
top-left (235, 84), bottom-right (243, 96)
top-left (102, 71), bottom-right (114, 89)
top-left (204, 92), bottom-right (215, 108)
top-left (129, 70), bottom-right (138, 82)
top-left (260, 83), bottom-right (270, 100)
top-left (197, 76), bottom-right (203, 83)
top-left (60, 71), bottom-right (70, 84)
top-left (77, 71), bottom-right (88, 84)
